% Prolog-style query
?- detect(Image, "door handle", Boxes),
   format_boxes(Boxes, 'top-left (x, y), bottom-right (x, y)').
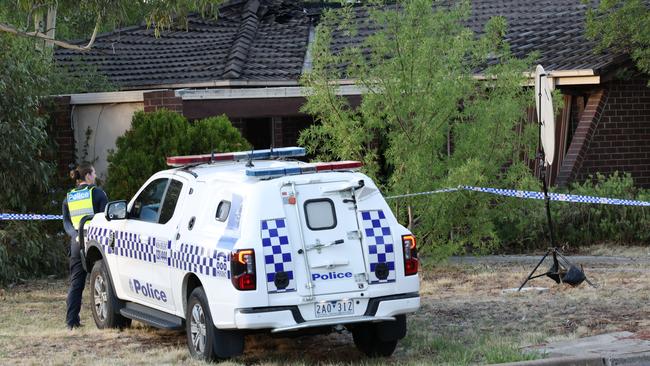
top-left (306, 239), bottom-right (345, 253)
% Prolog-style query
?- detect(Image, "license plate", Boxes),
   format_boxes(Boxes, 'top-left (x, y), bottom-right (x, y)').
top-left (314, 299), bottom-right (354, 318)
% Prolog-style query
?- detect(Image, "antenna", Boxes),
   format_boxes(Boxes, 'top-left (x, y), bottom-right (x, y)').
top-left (535, 65), bottom-right (555, 166)
top-left (517, 65), bottom-right (596, 291)
top-left (246, 146), bottom-right (254, 167)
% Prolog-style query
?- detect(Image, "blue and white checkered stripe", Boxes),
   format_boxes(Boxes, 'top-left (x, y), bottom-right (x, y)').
top-left (114, 231), bottom-right (156, 263)
top-left (87, 226), bottom-right (114, 254)
top-left (171, 244), bottom-right (231, 278)
top-left (261, 218), bottom-right (296, 294)
top-left (360, 210), bottom-right (396, 284)
top-left (0, 213), bottom-right (63, 220)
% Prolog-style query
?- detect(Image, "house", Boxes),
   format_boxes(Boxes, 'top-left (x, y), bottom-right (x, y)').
top-left (52, 0), bottom-right (650, 188)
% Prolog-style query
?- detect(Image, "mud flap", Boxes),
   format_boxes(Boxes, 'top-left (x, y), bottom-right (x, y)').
top-left (213, 328), bottom-right (245, 358)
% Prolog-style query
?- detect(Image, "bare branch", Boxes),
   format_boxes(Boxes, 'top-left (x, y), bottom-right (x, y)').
top-left (0, 12), bottom-right (101, 51)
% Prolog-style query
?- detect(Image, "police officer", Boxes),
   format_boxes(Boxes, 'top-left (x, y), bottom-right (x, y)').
top-left (62, 162), bottom-right (108, 330)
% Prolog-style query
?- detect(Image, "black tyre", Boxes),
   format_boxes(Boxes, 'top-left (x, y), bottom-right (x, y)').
top-left (352, 316), bottom-right (406, 357)
top-left (186, 287), bottom-right (244, 361)
top-left (352, 326), bottom-right (398, 357)
top-left (89, 260), bottom-right (131, 329)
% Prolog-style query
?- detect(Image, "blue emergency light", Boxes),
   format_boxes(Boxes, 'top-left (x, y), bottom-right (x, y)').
top-left (246, 161), bottom-right (363, 178)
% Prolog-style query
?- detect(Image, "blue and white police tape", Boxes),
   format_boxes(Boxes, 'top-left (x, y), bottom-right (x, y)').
top-left (3, 185), bottom-right (649, 220)
top-left (0, 213), bottom-right (63, 221)
top-left (386, 186), bottom-right (650, 207)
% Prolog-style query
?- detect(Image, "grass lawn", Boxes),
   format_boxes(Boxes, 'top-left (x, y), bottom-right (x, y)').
top-left (1, 252), bottom-right (648, 365)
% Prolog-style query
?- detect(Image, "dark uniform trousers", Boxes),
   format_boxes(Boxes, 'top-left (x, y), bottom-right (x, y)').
top-left (66, 237), bottom-right (86, 327)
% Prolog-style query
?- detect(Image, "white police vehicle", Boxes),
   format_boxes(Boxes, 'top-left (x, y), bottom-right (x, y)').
top-left (80, 147), bottom-right (420, 361)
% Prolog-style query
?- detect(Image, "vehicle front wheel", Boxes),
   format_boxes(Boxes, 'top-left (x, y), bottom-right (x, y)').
top-left (89, 260), bottom-right (131, 329)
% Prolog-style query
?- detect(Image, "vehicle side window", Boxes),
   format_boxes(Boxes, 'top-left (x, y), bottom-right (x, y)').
top-left (159, 179), bottom-right (183, 224)
top-left (130, 178), bottom-right (169, 223)
top-left (215, 200), bottom-right (231, 222)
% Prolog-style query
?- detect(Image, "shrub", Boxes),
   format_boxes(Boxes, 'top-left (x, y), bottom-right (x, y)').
top-left (555, 172), bottom-right (650, 246)
top-left (106, 110), bottom-right (250, 200)
top-left (491, 171), bottom-right (649, 252)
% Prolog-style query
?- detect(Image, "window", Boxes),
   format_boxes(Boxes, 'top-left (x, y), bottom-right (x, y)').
top-left (130, 178), bottom-right (168, 223)
top-left (304, 199), bottom-right (337, 230)
top-left (215, 200), bottom-right (231, 222)
top-left (159, 179), bottom-right (183, 224)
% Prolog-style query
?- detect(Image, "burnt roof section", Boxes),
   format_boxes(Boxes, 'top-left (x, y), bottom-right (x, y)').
top-left (54, 0), bottom-right (309, 89)
top-left (55, 0), bottom-right (625, 91)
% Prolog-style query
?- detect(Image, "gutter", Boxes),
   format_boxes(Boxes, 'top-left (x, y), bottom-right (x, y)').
top-left (60, 69), bottom-right (601, 105)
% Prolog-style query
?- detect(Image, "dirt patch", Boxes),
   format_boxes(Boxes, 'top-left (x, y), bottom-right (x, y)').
top-left (1, 256), bottom-right (649, 365)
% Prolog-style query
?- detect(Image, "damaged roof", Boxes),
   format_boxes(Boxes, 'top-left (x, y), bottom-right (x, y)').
top-left (55, 0), bottom-right (310, 89)
top-left (54, 0), bottom-right (624, 90)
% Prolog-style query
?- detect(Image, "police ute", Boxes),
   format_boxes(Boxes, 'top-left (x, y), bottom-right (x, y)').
top-left (80, 147), bottom-right (420, 361)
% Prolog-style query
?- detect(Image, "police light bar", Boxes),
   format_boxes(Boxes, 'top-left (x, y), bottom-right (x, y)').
top-left (166, 147), bottom-right (306, 167)
top-left (246, 161), bottom-right (363, 178)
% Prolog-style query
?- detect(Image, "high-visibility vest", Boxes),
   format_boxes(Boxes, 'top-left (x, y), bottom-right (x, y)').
top-left (67, 186), bottom-right (95, 230)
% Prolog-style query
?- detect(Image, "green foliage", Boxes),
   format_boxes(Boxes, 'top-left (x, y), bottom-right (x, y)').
top-left (493, 172), bottom-right (649, 251)
top-left (3, 0), bottom-right (225, 42)
top-left (300, 0), bottom-right (537, 258)
top-left (0, 33), bottom-right (73, 285)
top-left (106, 110), bottom-right (250, 200)
top-left (0, 30), bottom-right (112, 286)
top-left (585, 0), bottom-right (650, 79)
top-left (0, 34), bottom-right (53, 211)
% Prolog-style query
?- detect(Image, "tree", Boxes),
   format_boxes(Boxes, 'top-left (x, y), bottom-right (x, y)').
top-left (106, 110), bottom-right (251, 200)
top-left (0, 0), bottom-right (225, 50)
top-left (300, 0), bottom-right (538, 257)
top-left (585, 0), bottom-right (650, 78)
top-left (0, 33), bottom-right (68, 284)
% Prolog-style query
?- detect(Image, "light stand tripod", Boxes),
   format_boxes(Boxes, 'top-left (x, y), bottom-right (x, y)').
top-left (517, 71), bottom-right (596, 291)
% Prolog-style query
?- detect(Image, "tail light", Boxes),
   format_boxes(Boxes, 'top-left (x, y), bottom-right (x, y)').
top-left (402, 235), bottom-right (419, 276)
top-left (231, 249), bottom-right (256, 290)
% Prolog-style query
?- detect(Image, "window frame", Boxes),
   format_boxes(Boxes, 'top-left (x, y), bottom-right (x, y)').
top-left (129, 177), bottom-right (170, 223)
top-left (303, 198), bottom-right (337, 231)
top-left (158, 179), bottom-right (184, 224)
top-left (215, 200), bottom-right (231, 222)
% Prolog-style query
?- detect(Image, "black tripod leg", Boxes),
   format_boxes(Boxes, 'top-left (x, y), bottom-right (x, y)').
top-left (518, 250), bottom-right (551, 291)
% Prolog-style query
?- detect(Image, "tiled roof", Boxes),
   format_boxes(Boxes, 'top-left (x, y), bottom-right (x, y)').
top-left (328, 1), bottom-right (623, 74)
top-left (54, 0), bottom-right (310, 89)
top-left (55, 0), bottom-right (624, 90)
top-left (467, 0), bottom-right (622, 71)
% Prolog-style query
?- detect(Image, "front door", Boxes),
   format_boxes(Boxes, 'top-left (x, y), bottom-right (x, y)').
top-left (114, 176), bottom-right (187, 311)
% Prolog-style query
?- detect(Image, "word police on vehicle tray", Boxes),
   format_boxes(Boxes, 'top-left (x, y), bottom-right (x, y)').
top-left (78, 147), bottom-right (420, 361)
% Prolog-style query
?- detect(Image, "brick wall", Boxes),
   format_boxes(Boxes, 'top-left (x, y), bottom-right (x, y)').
top-left (48, 96), bottom-right (74, 176)
top-left (143, 90), bottom-right (183, 113)
top-left (556, 90), bottom-right (608, 187)
top-left (278, 116), bottom-right (313, 146)
top-left (576, 78), bottom-right (650, 187)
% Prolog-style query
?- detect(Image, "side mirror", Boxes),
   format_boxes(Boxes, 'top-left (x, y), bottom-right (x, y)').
top-left (105, 200), bottom-right (128, 221)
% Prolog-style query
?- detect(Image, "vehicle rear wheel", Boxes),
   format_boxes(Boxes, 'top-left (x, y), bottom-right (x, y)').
top-left (352, 316), bottom-right (406, 357)
top-left (352, 328), bottom-right (398, 357)
top-left (186, 287), bottom-right (244, 361)
top-left (90, 260), bottom-right (131, 329)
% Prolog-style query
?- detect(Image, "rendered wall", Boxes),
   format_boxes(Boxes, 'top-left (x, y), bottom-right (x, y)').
top-left (72, 103), bottom-right (144, 182)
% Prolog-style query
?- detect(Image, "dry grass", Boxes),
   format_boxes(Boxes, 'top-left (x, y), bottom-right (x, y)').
top-left (1, 256), bottom-right (649, 365)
